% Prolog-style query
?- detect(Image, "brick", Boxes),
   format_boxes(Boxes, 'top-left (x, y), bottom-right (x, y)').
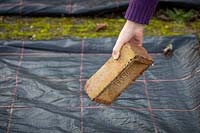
top-left (84, 43), bottom-right (153, 104)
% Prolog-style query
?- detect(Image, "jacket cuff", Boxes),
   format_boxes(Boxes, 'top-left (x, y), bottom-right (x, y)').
top-left (125, 0), bottom-right (158, 25)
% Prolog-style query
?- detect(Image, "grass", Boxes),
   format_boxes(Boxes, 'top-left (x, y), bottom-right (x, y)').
top-left (0, 8), bottom-right (199, 41)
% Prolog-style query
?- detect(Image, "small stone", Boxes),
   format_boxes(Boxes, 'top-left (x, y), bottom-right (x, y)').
top-left (32, 34), bottom-right (36, 38)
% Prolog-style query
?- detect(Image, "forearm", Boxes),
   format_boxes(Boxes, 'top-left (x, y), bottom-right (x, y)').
top-left (125, 0), bottom-right (158, 24)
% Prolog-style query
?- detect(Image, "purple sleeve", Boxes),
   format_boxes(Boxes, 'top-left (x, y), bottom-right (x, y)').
top-left (125, 0), bottom-right (158, 24)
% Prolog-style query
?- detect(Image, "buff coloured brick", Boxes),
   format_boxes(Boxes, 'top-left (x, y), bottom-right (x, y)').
top-left (84, 43), bottom-right (153, 104)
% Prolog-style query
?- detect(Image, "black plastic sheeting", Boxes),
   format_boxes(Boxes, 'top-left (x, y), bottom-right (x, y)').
top-left (0, 0), bottom-right (199, 16)
top-left (0, 35), bottom-right (200, 133)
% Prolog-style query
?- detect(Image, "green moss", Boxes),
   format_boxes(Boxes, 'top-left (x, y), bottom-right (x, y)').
top-left (0, 16), bottom-right (199, 42)
top-left (145, 19), bottom-right (189, 36)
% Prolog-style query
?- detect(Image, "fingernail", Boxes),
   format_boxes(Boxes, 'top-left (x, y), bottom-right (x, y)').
top-left (113, 51), bottom-right (119, 60)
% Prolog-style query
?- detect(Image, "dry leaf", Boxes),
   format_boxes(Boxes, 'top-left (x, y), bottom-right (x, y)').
top-left (95, 23), bottom-right (107, 32)
top-left (163, 44), bottom-right (173, 56)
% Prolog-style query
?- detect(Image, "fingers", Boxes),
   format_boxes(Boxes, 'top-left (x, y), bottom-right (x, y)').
top-left (112, 21), bottom-right (135, 60)
top-left (112, 41), bottom-right (124, 60)
top-left (129, 29), bottom-right (143, 47)
top-left (112, 29), bottom-right (144, 60)
top-left (112, 20), bottom-right (144, 60)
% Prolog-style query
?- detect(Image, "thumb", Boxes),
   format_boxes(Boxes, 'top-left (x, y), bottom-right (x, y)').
top-left (112, 42), bottom-right (124, 60)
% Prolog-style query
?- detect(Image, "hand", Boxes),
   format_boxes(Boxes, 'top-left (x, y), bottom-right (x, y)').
top-left (112, 20), bottom-right (144, 60)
